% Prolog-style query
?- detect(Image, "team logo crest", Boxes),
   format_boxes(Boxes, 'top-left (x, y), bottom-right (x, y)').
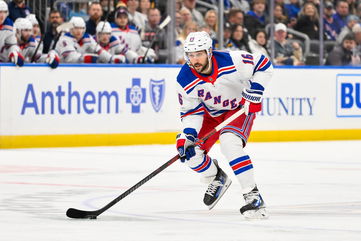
top-left (149, 79), bottom-right (165, 112)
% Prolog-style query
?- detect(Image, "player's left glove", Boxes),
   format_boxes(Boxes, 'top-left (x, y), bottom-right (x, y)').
top-left (110, 54), bottom-right (126, 64)
top-left (9, 51), bottom-right (24, 67)
top-left (46, 50), bottom-right (60, 69)
top-left (240, 82), bottom-right (264, 115)
top-left (176, 128), bottom-right (198, 162)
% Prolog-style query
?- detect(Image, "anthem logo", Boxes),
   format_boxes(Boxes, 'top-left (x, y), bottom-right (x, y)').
top-left (126, 78), bottom-right (146, 113)
top-left (149, 79), bottom-right (165, 112)
top-left (336, 74), bottom-right (361, 117)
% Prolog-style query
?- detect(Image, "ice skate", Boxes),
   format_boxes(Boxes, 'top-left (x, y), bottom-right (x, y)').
top-left (203, 160), bottom-right (232, 210)
top-left (240, 186), bottom-right (268, 219)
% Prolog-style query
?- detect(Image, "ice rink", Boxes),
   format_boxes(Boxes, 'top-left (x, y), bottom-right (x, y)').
top-left (1, 141), bottom-right (360, 241)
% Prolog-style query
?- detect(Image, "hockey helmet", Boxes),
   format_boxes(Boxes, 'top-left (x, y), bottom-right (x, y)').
top-left (96, 21), bottom-right (112, 34)
top-left (26, 14), bottom-right (39, 26)
top-left (0, 0), bottom-right (8, 12)
top-left (70, 16), bottom-right (85, 29)
top-left (183, 31), bottom-right (213, 64)
top-left (14, 18), bottom-right (33, 31)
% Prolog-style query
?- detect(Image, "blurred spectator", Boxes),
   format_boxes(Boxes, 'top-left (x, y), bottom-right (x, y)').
top-left (284, 0), bottom-right (301, 20)
top-left (273, 23), bottom-right (303, 65)
top-left (183, 0), bottom-right (205, 26)
top-left (176, 0), bottom-right (183, 11)
top-left (333, 0), bottom-right (349, 34)
top-left (138, 0), bottom-right (151, 16)
top-left (101, 0), bottom-right (115, 23)
top-left (337, 15), bottom-right (360, 44)
top-left (226, 24), bottom-right (251, 52)
top-left (175, 21), bottom-right (198, 64)
top-left (179, 7), bottom-right (193, 25)
top-left (223, 23), bottom-right (232, 49)
top-left (227, 9), bottom-right (244, 26)
top-left (142, 8), bottom-right (166, 62)
top-left (357, 2), bottom-right (361, 19)
top-left (204, 9), bottom-right (217, 39)
top-left (326, 33), bottom-right (360, 65)
top-left (244, 0), bottom-right (267, 37)
top-left (352, 24), bottom-right (361, 58)
top-left (8, 0), bottom-right (31, 22)
top-left (175, 11), bottom-right (183, 36)
top-left (324, 1), bottom-right (338, 40)
top-left (111, 6), bottom-right (155, 63)
top-left (43, 10), bottom-right (63, 54)
top-left (86, 2), bottom-right (103, 36)
top-left (274, 3), bottom-right (288, 25)
top-left (249, 29), bottom-right (270, 57)
top-left (295, 2), bottom-right (320, 40)
top-left (69, 2), bottom-right (88, 20)
top-left (127, 0), bottom-right (147, 31)
top-left (230, 0), bottom-right (250, 13)
top-left (347, 0), bottom-right (358, 15)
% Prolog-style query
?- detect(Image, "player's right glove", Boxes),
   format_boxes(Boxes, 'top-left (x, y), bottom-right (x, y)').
top-left (9, 51), bottom-right (24, 67)
top-left (176, 128), bottom-right (198, 162)
top-left (110, 54), bottom-right (126, 63)
top-left (240, 82), bottom-right (264, 115)
top-left (46, 50), bottom-right (60, 69)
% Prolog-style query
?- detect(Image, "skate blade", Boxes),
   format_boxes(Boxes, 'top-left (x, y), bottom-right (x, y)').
top-left (207, 178), bottom-right (232, 210)
top-left (242, 207), bottom-right (269, 220)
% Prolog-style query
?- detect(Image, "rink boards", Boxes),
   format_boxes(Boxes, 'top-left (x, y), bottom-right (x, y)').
top-left (0, 63), bottom-right (360, 148)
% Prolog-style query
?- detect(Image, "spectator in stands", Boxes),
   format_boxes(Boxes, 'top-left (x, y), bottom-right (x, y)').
top-left (333, 0), bottom-right (349, 34)
top-left (284, 0), bottom-right (301, 21)
top-left (229, 0), bottom-right (250, 13)
top-left (43, 10), bottom-right (63, 54)
top-left (226, 24), bottom-right (251, 52)
top-left (175, 21), bottom-right (198, 64)
top-left (352, 23), bottom-right (361, 58)
top-left (295, 2), bottom-right (320, 40)
top-left (138, 0), bottom-right (151, 16)
top-left (127, 0), bottom-right (147, 31)
top-left (324, 1), bottom-right (338, 41)
top-left (273, 23), bottom-right (303, 65)
top-left (176, 0), bottom-right (183, 11)
top-left (179, 7), bottom-right (193, 25)
top-left (8, 0), bottom-right (31, 22)
top-left (183, 0), bottom-right (204, 26)
top-left (347, 0), bottom-right (358, 15)
top-left (326, 33), bottom-right (360, 65)
top-left (227, 9), bottom-right (244, 27)
top-left (249, 29), bottom-right (270, 57)
top-left (86, 2), bottom-right (103, 36)
top-left (204, 9), bottom-right (217, 39)
top-left (244, 0), bottom-right (268, 37)
top-left (175, 11), bottom-right (183, 36)
top-left (274, 3), bottom-right (288, 25)
top-left (337, 15), bottom-right (360, 44)
top-left (100, 0), bottom-right (114, 22)
top-left (223, 22), bottom-right (233, 49)
top-left (142, 8), bottom-right (166, 63)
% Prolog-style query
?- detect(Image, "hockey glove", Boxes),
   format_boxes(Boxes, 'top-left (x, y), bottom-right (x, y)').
top-left (240, 82), bottom-right (264, 115)
top-left (176, 128), bottom-right (198, 162)
top-left (46, 50), bottom-right (60, 69)
top-left (110, 54), bottom-right (126, 64)
top-left (83, 54), bottom-right (98, 63)
top-left (9, 51), bottom-right (24, 67)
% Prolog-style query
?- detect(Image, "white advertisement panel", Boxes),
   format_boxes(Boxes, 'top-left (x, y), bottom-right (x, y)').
top-left (0, 65), bottom-right (360, 137)
top-left (0, 65), bottom-right (181, 135)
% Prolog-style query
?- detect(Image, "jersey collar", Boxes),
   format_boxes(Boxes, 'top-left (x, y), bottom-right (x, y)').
top-left (189, 55), bottom-right (219, 84)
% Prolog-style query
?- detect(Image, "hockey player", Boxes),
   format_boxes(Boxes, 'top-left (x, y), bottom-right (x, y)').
top-left (26, 14), bottom-right (41, 42)
top-left (95, 21), bottom-right (141, 63)
top-left (111, 6), bottom-right (155, 63)
top-left (176, 31), bottom-right (273, 219)
top-left (13, 18), bottom-right (59, 68)
top-left (56, 16), bottom-right (124, 64)
top-left (0, 0), bottom-right (24, 66)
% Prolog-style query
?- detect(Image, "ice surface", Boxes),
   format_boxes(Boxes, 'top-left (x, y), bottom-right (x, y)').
top-left (1, 141), bottom-right (360, 241)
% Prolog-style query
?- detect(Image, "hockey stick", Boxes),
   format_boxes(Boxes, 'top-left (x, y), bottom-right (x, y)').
top-left (142, 15), bottom-right (171, 62)
top-left (66, 107), bottom-right (245, 219)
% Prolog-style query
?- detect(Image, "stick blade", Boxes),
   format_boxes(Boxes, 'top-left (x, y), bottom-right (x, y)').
top-left (159, 16), bottom-right (171, 30)
top-left (66, 208), bottom-right (98, 219)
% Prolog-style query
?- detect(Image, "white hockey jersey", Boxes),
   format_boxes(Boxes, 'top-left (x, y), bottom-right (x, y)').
top-left (176, 50), bottom-right (273, 132)
top-left (111, 23), bottom-right (142, 53)
top-left (55, 32), bottom-right (112, 63)
top-left (0, 18), bottom-right (20, 62)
